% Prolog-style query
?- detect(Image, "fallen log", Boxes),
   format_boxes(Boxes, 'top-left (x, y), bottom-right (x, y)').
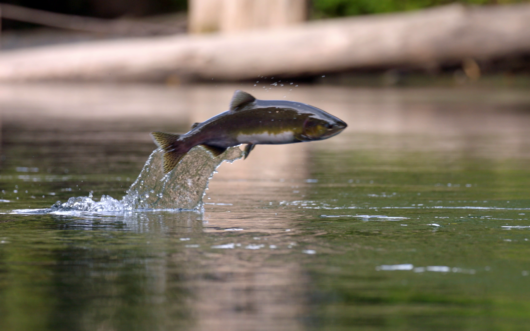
top-left (1, 4), bottom-right (530, 82)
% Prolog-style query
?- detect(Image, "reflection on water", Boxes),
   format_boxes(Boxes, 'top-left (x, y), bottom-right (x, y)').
top-left (0, 84), bottom-right (530, 330)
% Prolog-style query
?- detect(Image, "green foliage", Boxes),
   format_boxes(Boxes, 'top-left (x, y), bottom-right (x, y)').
top-left (167, 0), bottom-right (188, 12)
top-left (312, 0), bottom-right (530, 17)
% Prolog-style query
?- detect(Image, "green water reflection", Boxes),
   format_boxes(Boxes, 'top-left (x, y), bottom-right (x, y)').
top-left (0, 85), bottom-right (529, 331)
top-left (303, 148), bottom-right (530, 330)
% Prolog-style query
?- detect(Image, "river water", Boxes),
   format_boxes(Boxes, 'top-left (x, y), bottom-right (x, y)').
top-left (0, 84), bottom-right (529, 331)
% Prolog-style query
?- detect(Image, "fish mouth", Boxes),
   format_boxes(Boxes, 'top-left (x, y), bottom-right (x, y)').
top-left (335, 121), bottom-right (347, 130)
top-left (322, 130), bottom-right (343, 139)
top-left (321, 121), bottom-right (347, 139)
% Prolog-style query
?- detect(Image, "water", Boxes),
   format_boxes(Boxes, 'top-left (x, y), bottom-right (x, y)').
top-left (1, 84), bottom-right (530, 330)
top-left (13, 146), bottom-right (243, 215)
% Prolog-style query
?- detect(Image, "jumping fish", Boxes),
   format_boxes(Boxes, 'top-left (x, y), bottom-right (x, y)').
top-left (151, 90), bottom-right (347, 173)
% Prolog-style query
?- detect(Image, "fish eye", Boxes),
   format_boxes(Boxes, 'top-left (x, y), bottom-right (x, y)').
top-left (325, 123), bottom-right (333, 129)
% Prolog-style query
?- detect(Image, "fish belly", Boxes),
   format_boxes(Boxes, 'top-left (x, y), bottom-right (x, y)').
top-left (236, 132), bottom-right (295, 145)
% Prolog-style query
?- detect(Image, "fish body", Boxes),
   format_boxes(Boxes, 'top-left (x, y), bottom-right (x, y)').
top-left (151, 90), bottom-right (347, 173)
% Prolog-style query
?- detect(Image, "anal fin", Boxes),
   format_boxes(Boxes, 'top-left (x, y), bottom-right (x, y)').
top-left (200, 144), bottom-right (227, 157)
top-left (244, 144), bottom-right (256, 159)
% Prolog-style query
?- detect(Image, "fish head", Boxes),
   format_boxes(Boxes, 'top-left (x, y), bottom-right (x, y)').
top-left (250, 95), bottom-right (347, 141)
top-left (287, 102), bottom-right (347, 141)
top-left (300, 115), bottom-right (347, 140)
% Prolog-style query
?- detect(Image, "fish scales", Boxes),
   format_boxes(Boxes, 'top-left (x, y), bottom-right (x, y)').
top-left (195, 108), bottom-right (307, 147)
top-left (151, 90), bottom-right (347, 173)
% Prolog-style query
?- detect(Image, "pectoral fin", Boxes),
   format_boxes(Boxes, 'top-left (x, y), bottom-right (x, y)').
top-left (244, 144), bottom-right (256, 159)
top-left (200, 144), bottom-right (227, 157)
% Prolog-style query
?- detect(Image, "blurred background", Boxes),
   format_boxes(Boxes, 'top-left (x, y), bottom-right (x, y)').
top-left (0, 0), bottom-right (529, 85)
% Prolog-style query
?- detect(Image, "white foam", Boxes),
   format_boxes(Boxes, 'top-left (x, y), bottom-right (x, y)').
top-left (245, 244), bottom-right (264, 250)
top-left (11, 146), bottom-right (244, 216)
top-left (212, 243), bottom-right (235, 249)
top-left (502, 226), bottom-right (530, 230)
top-left (376, 264), bottom-right (414, 271)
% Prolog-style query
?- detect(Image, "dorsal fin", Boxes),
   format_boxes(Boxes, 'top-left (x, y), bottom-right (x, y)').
top-left (191, 122), bottom-right (201, 129)
top-left (230, 90), bottom-right (256, 111)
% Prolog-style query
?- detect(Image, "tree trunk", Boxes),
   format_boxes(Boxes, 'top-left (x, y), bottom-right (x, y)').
top-left (1, 4), bottom-right (530, 82)
top-left (189, 0), bottom-right (307, 34)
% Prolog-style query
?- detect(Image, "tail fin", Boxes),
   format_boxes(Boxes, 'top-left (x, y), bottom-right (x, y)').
top-left (150, 132), bottom-right (189, 173)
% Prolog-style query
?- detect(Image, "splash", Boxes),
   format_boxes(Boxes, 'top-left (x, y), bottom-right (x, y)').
top-left (18, 146), bottom-right (243, 215)
top-left (122, 146), bottom-right (242, 210)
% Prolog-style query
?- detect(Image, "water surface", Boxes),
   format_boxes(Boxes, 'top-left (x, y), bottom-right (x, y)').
top-left (0, 84), bottom-right (529, 331)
